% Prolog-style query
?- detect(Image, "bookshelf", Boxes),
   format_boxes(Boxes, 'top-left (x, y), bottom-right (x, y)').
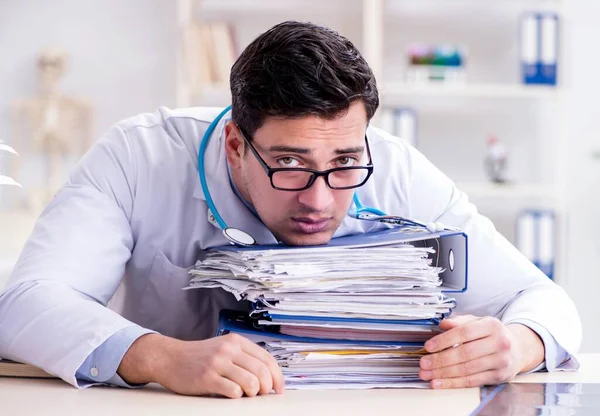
top-left (456, 182), bottom-right (559, 201)
top-left (175, 0), bottom-right (569, 284)
top-left (381, 83), bottom-right (561, 100)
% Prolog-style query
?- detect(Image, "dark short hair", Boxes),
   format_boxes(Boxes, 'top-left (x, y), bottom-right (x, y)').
top-left (230, 21), bottom-right (379, 138)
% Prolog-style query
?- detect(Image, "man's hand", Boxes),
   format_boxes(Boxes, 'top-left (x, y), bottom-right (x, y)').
top-left (419, 315), bottom-right (545, 389)
top-left (118, 333), bottom-right (285, 398)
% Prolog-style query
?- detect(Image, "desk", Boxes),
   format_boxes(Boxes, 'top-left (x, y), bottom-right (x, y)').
top-left (1, 354), bottom-right (599, 416)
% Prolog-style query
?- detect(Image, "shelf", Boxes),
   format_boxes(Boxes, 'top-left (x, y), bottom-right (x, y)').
top-left (198, 0), bottom-right (361, 17)
top-left (183, 83), bottom-right (560, 107)
top-left (456, 182), bottom-right (558, 200)
top-left (385, 0), bottom-right (564, 14)
top-left (197, 0), bottom-right (563, 16)
top-left (381, 83), bottom-right (561, 102)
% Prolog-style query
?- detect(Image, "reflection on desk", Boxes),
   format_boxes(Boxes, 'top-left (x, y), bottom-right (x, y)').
top-left (474, 383), bottom-right (600, 415)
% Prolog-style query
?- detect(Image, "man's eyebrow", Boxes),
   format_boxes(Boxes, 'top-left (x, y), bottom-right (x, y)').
top-left (268, 145), bottom-right (311, 154)
top-left (334, 146), bottom-right (364, 155)
top-left (267, 145), bottom-right (365, 155)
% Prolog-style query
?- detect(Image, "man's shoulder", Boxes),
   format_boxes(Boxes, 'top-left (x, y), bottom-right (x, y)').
top-left (113, 106), bottom-right (224, 133)
top-left (367, 125), bottom-right (410, 156)
top-left (366, 125), bottom-right (412, 176)
top-left (100, 106), bottom-right (227, 164)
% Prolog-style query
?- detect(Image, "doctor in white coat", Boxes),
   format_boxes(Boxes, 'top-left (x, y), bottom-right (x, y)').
top-left (0, 21), bottom-right (581, 398)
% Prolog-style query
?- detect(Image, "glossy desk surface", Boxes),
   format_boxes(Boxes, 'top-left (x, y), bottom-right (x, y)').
top-left (1, 353), bottom-right (598, 416)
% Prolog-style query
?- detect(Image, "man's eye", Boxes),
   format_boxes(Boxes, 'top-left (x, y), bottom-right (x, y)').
top-left (278, 157), bottom-right (300, 167)
top-left (337, 157), bottom-right (357, 167)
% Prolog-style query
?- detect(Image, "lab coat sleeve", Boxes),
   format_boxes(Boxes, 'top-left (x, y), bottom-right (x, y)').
top-left (0, 125), bottom-right (149, 387)
top-left (403, 143), bottom-right (582, 371)
top-left (76, 326), bottom-right (156, 388)
top-left (507, 319), bottom-right (568, 372)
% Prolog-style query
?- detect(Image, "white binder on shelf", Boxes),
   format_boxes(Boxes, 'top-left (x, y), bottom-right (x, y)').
top-left (392, 107), bottom-right (418, 148)
top-left (516, 209), bottom-right (555, 280)
top-left (540, 12), bottom-right (559, 86)
top-left (520, 12), bottom-right (541, 84)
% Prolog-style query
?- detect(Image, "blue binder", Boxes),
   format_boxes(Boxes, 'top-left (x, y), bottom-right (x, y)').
top-left (263, 313), bottom-right (445, 326)
top-left (215, 228), bottom-right (468, 339)
top-left (540, 13), bottom-right (559, 85)
top-left (217, 309), bottom-right (427, 347)
top-left (521, 12), bottom-right (559, 86)
top-left (212, 227), bottom-right (468, 294)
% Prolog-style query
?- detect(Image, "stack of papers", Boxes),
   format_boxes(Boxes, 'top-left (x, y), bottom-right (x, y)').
top-left (188, 229), bottom-right (457, 389)
top-left (263, 341), bottom-right (427, 389)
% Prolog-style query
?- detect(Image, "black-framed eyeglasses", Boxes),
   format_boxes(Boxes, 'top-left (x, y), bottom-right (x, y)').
top-left (236, 125), bottom-right (374, 192)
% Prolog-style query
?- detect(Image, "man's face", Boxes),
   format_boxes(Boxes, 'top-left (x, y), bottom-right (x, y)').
top-left (225, 102), bottom-right (369, 246)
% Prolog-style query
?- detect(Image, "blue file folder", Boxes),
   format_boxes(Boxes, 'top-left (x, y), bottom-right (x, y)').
top-left (521, 12), bottom-right (559, 86)
top-left (217, 309), bottom-right (427, 347)
top-left (216, 228), bottom-right (468, 340)
top-left (212, 227), bottom-right (469, 294)
top-left (540, 13), bottom-right (559, 85)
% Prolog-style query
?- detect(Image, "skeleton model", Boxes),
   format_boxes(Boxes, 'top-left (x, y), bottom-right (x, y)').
top-left (10, 47), bottom-right (93, 212)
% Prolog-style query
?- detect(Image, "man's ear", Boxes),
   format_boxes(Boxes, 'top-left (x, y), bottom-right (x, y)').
top-left (224, 121), bottom-right (245, 169)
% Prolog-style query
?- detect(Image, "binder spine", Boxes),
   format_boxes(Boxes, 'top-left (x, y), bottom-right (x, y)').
top-left (520, 12), bottom-right (559, 86)
top-left (393, 107), bottom-right (419, 148)
top-left (521, 12), bottom-right (543, 84)
top-left (516, 209), bottom-right (555, 280)
top-left (540, 13), bottom-right (559, 85)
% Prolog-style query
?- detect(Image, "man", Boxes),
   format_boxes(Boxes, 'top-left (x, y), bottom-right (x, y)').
top-left (0, 21), bottom-right (581, 398)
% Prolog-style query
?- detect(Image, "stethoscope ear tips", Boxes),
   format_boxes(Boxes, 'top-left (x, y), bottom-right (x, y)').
top-left (425, 222), bottom-right (446, 233)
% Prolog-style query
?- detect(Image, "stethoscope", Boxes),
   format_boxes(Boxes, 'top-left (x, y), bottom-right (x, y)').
top-left (198, 105), bottom-right (458, 246)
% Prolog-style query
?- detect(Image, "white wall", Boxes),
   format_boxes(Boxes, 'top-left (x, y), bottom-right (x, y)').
top-left (0, 0), bottom-right (178, 288)
top-left (0, 0), bottom-right (177, 147)
top-left (563, 0), bottom-right (600, 353)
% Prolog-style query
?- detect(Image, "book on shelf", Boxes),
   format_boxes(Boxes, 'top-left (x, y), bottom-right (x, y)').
top-left (183, 21), bottom-right (238, 93)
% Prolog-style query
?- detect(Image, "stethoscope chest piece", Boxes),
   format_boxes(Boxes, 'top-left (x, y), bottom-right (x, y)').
top-left (223, 227), bottom-right (257, 246)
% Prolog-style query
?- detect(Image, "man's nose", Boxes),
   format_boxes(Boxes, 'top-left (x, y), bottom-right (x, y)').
top-left (297, 176), bottom-right (334, 212)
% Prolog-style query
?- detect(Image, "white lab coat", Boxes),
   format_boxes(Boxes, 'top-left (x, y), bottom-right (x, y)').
top-left (0, 107), bottom-right (581, 387)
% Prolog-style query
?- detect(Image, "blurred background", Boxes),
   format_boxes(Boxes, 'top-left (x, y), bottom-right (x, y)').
top-left (0, 0), bottom-right (598, 351)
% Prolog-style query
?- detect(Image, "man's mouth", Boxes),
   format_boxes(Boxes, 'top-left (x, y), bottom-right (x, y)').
top-left (291, 217), bottom-right (332, 234)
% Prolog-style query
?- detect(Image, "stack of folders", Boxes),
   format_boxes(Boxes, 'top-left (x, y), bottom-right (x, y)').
top-left (187, 228), bottom-right (468, 390)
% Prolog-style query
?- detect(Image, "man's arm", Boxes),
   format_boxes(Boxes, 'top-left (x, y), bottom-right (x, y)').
top-left (114, 332), bottom-right (284, 398)
top-left (74, 326), bottom-right (285, 397)
top-left (394, 137), bottom-right (581, 387)
top-left (506, 319), bottom-right (569, 372)
top-left (0, 126), bottom-right (139, 387)
top-left (0, 123), bottom-right (285, 397)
